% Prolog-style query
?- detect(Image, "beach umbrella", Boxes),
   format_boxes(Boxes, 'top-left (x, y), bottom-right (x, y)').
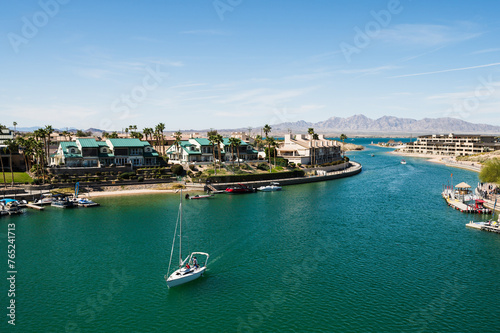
top-left (455, 182), bottom-right (471, 188)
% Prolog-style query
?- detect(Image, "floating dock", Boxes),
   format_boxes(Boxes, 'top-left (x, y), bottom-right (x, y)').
top-left (466, 221), bottom-right (500, 234)
top-left (26, 203), bottom-right (45, 210)
top-left (443, 195), bottom-right (491, 214)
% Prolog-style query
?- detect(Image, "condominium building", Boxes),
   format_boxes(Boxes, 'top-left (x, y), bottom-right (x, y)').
top-left (402, 133), bottom-right (500, 156)
top-left (166, 138), bottom-right (258, 163)
top-left (277, 134), bottom-right (342, 165)
top-left (51, 138), bottom-right (159, 167)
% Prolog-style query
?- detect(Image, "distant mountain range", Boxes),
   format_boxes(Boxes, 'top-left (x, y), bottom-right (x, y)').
top-left (269, 115), bottom-right (500, 135)
top-left (11, 115), bottom-right (500, 136)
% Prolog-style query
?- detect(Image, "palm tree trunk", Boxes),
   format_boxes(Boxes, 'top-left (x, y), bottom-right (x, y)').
top-left (9, 151), bottom-right (14, 187)
top-left (0, 153), bottom-right (6, 189)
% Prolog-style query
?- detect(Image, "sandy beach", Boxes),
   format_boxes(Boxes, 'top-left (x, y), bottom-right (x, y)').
top-left (389, 150), bottom-right (482, 172)
top-left (78, 184), bottom-right (206, 198)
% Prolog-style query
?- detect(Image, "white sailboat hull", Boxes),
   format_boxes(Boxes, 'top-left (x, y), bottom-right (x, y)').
top-left (165, 266), bottom-right (206, 288)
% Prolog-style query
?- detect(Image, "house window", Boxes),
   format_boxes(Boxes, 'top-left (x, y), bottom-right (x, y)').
top-left (130, 148), bottom-right (142, 156)
top-left (71, 148), bottom-right (76, 153)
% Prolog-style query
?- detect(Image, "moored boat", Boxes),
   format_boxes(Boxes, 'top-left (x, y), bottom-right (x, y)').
top-left (185, 194), bottom-right (214, 200)
top-left (165, 191), bottom-right (209, 288)
top-left (225, 183), bottom-right (255, 194)
top-left (51, 195), bottom-right (75, 208)
top-left (0, 199), bottom-right (24, 215)
top-left (257, 182), bottom-right (282, 192)
top-left (76, 198), bottom-right (100, 207)
top-left (34, 194), bottom-right (53, 205)
top-left (400, 159), bottom-right (406, 164)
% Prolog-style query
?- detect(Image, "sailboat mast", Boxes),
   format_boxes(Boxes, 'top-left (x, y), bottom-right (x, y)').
top-left (179, 190), bottom-right (182, 266)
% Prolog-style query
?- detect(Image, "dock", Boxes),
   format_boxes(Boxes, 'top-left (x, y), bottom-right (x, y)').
top-left (442, 195), bottom-right (491, 214)
top-left (466, 221), bottom-right (500, 234)
top-left (26, 203), bottom-right (45, 210)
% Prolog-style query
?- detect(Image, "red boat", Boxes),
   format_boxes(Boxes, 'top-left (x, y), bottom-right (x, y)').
top-left (225, 183), bottom-right (255, 194)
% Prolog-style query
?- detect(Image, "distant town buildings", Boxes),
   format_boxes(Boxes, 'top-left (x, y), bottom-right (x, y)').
top-left (402, 133), bottom-right (500, 156)
top-left (277, 134), bottom-right (342, 165)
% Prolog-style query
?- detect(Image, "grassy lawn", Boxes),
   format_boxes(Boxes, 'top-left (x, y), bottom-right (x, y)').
top-left (1, 172), bottom-right (33, 183)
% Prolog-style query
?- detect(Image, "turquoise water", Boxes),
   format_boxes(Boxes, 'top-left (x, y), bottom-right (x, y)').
top-left (2, 139), bottom-right (500, 332)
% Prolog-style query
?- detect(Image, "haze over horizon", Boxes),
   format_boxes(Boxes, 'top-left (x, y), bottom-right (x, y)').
top-left (2, 0), bottom-right (500, 130)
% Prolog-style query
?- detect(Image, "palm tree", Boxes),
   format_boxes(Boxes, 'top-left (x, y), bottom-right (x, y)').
top-left (0, 145), bottom-right (6, 189)
top-left (228, 137), bottom-right (238, 168)
top-left (16, 137), bottom-right (29, 173)
top-left (308, 128), bottom-right (315, 166)
top-left (156, 123), bottom-right (166, 156)
top-left (4, 139), bottom-right (18, 186)
top-left (234, 138), bottom-right (242, 167)
top-left (23, 137), bottom-right (37, 172)
top-left (174, 130), bottom-right (183, 161)
top-left (340, 133), bottom-right (347, 158)
top-left (125, 128), bottom-right (129, 138)
top-left (254, 135), bottom-right (262, 151)
top-left (44, 125), bottom-right (54, 162)
top-left (62, 130), bottom-right (72, 141)
top-left (143, 127), bottom-right (153, 142)
top-left (312, 133), bottom-right (319, 165)
top-left (215, 134), bottom-right (224, 170)
top-left (13, 121), bottom-right (17, 135)
top-left (266, 137), bottom-right (276, 171)
top-left (207, 130), bottom-right (218, 174)
top-left (263, 124), bottom-right (272, 169)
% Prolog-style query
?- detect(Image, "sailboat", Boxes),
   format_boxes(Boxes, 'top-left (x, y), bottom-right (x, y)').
top-left (165, 191), bottom-right (209, 288)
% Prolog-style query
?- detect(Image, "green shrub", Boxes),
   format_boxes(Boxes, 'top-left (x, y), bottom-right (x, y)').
top-left (257, 163), bottom-right (269, 171)
top-left (171, 164), bottom-right (185, 176)
top-left (138, 176), bottom-right (144, 182)
top-left (118, 172), bottom-right (136, 180)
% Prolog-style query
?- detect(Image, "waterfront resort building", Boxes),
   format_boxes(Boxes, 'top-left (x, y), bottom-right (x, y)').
top-left (51, 138), bottom-right (159, 167)
top-left (277, 134), bottom-right (342, 165)
top-left (0, 129), bottom-right (25, 171)
top-left (401, 133), bottom-right (500, 156)
top-left (0, 128), bottom-right (14, 144)
top-left (166, 138), bottom-right (258, 163)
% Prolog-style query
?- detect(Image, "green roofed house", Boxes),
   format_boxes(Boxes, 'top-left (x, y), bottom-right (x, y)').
top-left (51, 138), bottom-right (159, 167)
top-left (165, 138), bottom-right (258, 163)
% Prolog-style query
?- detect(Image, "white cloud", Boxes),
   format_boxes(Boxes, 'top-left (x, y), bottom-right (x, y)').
top-left (375, 23), bottom-right (481, 47)
top-left (390, 62), bottom-right (500, 78)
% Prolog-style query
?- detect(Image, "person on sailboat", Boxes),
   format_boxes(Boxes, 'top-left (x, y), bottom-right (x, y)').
top-left (186, 263), bottom-right (190, 269)
top-left (193, 257), bottom-right (198, 268)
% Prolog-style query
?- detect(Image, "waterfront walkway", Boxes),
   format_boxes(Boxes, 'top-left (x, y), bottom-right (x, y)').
top-left (207, 161), bottom-right (362, 190)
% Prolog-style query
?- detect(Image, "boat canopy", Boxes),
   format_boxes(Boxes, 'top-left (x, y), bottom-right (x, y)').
top-left (455, 182), bottom-right (471, 188)
top-left (0, 199), bottom-right (17, 203)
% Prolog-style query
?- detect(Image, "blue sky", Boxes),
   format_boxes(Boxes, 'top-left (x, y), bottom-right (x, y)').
top-left (2, 0), bottom-right (500, 131)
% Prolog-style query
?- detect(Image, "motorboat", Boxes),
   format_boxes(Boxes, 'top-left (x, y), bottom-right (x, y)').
top-left (34, 194), bottom-right (53, 205)
top-left (225, 183), bottom-right (255, 194)
top-left (165, 191), bottom-right (209, 288)
top-left (0, 199), bottom-right (24, 215)
top-left (257, 182), bottom-right (282, 192)
top-left (76, 198), bottom-right (100, 207)
top-left (401, 159), bottom-right (406, 164)
top-left (51, 195), bottom-right (75, 208)
top-left (185, 194), bottom-right (214, 200)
